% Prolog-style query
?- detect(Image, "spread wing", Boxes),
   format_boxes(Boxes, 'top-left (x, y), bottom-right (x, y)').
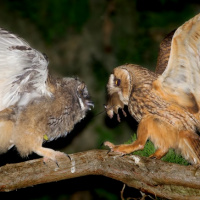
top-left (0, 28), bottom-right (51, 111)
top-left (153, 13), bottom-right (200, 113)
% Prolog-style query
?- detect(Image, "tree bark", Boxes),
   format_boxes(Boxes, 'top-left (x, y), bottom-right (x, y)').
top-left (0, 149), bottom-right (200, 199)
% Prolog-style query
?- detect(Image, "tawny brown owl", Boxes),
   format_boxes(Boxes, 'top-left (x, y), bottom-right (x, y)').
top-left (104, 13), bottom-right (200, 165)
top-left (0, 28), bottom-right (93, 164)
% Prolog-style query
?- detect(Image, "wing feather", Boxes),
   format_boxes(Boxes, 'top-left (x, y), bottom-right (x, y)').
top-left (0, 28), bottom-right (51, 111)
top-left (154, 14), bottom-right (200, 113)
top-left (155, 30), bottom-right (175, 75)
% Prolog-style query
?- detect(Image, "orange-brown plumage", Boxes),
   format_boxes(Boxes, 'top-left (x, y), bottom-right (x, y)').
top-left (105, 14), bottom-right (200, 165)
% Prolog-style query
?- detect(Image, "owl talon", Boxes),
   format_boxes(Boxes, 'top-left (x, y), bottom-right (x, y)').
top-left (149, 155), bottom-right (157, 159)
top-left (42, 156), bottom-right (59, 167)
top-left (104, 141), bottom-right (115, 154)
top-left (106, 147), bottom-right (125, 156)
top-left (65, 153), bottom-right (71, 161)
top-left (103, 141), bottom-right (128, 156)
top-left (55, 161), bottom-right (59, 167)
top-left (100, 142), bottom-right (104, 148)
top-left (108, 149), bottom-right (126, 156)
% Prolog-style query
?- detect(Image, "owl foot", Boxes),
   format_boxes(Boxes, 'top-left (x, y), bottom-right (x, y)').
top-left (149, 148), bottom-right (168, 160)
top-left (104, 141), bottom-right (127, 156)
top-left (34, 147), bottom-right (71, 167)
top-left (43, 156), bottom-right (59, 167)
top-left (149, 155), bottom-right (158, 159)
top-left (43, 151), bottom-right (71, 167)
top-left (149, 154), bottom-right (163, 160)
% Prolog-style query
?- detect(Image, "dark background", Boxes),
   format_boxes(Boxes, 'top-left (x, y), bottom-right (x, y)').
top-left (0, 0), bottom-right (199, 199)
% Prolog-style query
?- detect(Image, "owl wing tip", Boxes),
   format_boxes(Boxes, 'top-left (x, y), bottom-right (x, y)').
top-left (157, 13), bottom-right (200, 111)
top-left (0, 27), bottom-right (50, 111)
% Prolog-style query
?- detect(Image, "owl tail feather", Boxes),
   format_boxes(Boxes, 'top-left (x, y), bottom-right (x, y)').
top-left (179, 131), bottom-right (200, 165)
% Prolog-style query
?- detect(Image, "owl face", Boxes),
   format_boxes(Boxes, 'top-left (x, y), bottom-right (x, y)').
top-left (106, 67), bottom-right (131, 118)
top-left (60, 77), bottom-right (93, 113)
top-left (76, 81), bottom-right (94, 112)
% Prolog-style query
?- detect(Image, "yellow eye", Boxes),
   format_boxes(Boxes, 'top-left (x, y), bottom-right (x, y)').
top-left (115, 79), bottom-right (121, 86)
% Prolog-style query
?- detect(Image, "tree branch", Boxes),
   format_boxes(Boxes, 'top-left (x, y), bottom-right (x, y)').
top-left (0, 149), bottom-right (200, 199)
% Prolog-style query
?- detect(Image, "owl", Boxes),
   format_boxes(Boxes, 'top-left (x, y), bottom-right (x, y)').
top-left (0, 28), bottom-right (93, 164)
top-left (104, 13), bottom-right (200, 165)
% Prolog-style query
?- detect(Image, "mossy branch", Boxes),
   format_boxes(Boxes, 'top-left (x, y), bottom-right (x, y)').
top-left (0, 149), bottom-right (200, 200)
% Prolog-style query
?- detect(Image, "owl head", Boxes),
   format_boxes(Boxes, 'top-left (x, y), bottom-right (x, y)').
top-left (76, 81), bottom-right (94, 112)
top-left (105, 64), bottom-right (155, 119)
top-left (57, 77), bottom-right (94, 114)
top-left (105, 65), bottom-right (132, 118)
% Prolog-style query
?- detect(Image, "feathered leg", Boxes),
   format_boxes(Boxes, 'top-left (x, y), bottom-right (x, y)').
top-left (104, 116), bottom-right (150, 155)
top-left (104, 115), bottom-right (174, 159)
top-left (33, 146), bottom-right (69, 165)
top-left (14, 129), bottom-right (69, 164)
top-left (149, 148), bottom-right (168, 159)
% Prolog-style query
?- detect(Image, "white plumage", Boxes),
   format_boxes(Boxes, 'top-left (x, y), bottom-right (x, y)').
top-left (0, 28), bottom-right (50, 111)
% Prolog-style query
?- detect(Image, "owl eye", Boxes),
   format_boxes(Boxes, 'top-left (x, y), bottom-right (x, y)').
top-left (77, 83), bottom-right (89, 99)
top-left (115, 78), bottom-right (121, 86)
